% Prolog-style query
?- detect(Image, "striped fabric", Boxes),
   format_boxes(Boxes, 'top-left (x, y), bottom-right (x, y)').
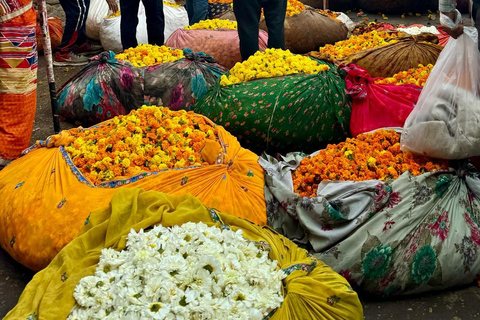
top-left (0, 1), bottom-right (37, 159)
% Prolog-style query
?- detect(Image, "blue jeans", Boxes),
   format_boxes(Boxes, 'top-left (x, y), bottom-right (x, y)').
top-left (186, 0), bottom-right (208, 25)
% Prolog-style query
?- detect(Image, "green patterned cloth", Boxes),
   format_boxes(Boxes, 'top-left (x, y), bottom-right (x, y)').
top-left (261, 152), bottom-right (480, 296)
top-left (192, 61), bottom-right (351, 154)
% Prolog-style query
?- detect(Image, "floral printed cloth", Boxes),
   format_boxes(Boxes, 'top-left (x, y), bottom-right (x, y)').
top-left (261, 152), bottom-right (480, 296)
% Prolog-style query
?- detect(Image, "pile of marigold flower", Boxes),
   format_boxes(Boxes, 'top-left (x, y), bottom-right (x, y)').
top-left (316, 9), bottom-right (340, 21)
top-left (220, 48), bottom-right (329, 85)
top-left (375, 64), bottom-right (433, 87)
top-left (292, 129), bottom-right (449, 197)
top-left (185, 19), bottom-right (237, 30)
top-left (261, 0), bottom-right (304, 17)
top-left (106, 10), bottom-right (120, 18)
top-left (208, 0), bottom-right (232, 3)
top-left (352, 22), bottom-right (397, 35)
top-left (163, 0), bottom-right (182, 7)
top-left (115, 44), bottom-right (184, 67)
top-left (65, 106), bottom-right (218, 185)
top-left (318, 30), bottom-right (402, 60)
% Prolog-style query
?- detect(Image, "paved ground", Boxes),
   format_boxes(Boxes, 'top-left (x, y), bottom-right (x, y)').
top-left (2, 11), bottom-right (480, 319)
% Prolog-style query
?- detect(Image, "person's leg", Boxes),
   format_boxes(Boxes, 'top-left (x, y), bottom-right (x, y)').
top-left (74, 0), bottom-right (90, 47)
top-left (142, 0), bottom-right (165, 46)
top-left (120, 0), bottom-right (141, 50)
top-left (262, 0), bottom-right (287, 49)
top-left (233, 0), bottom-right (261, 60)
top-left (473, 2), bottom-right (480, 51)
top-left (57, 0), bottom-right (83, 53)
top-left (190, 0), bottom-right (208, 24)
top-left (186, 0), bottom-right (194, 24)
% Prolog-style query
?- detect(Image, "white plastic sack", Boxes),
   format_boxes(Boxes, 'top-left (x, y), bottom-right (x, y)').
top-left (164, 3), bottom-right (189, 41)
top-left (99, 4), bottom-right (148, 53)
top-left (337, 12), bottom-right (355, 33)
top-left (401, 10), bottom-right (480, 160)
top-left (86, 0), bottom-right (110, 40)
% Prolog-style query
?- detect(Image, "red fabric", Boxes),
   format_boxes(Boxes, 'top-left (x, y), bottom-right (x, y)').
top-left (436, 26), bottom-right (451, 47)
top-left (343, 64), bottom-right (422, 137)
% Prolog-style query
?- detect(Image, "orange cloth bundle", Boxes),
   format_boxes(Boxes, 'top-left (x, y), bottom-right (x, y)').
top-left (0, 106), bottom-right (266, 271)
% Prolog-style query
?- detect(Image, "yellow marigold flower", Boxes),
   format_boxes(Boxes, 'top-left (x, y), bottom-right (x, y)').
top-left (185, 19), bottom-right (237, 30)
top-left (115, 44), bottom-right (184, 67)
top-left (220, 48), bottom-right (329, 85)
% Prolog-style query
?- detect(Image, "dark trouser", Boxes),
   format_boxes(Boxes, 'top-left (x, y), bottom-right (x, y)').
top-left (473, 2), bottom-right (480, 51)
top-left (57, 0), bottom-right (90, 53)
top-left (186, 0), bottom-right (208, 25)
top-left (233, 0), bottom-right (287, 61)
top-left (120, 0), bottom-right (165, 50)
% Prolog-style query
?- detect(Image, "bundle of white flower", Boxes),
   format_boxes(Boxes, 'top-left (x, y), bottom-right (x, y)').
top-left (67, 222), bottom-right (286, 320)
top-left (397, 26), bottom-right (440, 35)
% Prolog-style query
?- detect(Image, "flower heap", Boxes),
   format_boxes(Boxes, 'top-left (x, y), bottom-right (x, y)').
top-left (261, 0), bottom-right (304, 18)
top-left (292, 129), bottom-right (449, 197)
top-left (318, 30), bottom-right (402, 60)
top-left (67, 222), bottom-right (285, 320)
top-left (375, 64), bottom-right (433, 87)
top-left (106, 10), bottom-right (121, 18)
top-left (220, 48), bottom-right (329, 85)
top-left (396, 25), bottom-right (440, 35)
top-left (316, 9), bottom-right (341, 21)
top-left (164, 0), bottom-right (182, 7)
top-left (115, 44), bottom-right (184, 67)
top-left (65, 106), bottom-right (218, 185)
top-left (185, 19), bottom-right (237, 30)
top-left (208, 0), bottom-right (232, 3)
top-left (352, 22), bottom-right (397, 35)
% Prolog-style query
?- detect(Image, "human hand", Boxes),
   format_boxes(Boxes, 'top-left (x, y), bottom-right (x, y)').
top-left (106, 0), bottom-right (119, 13)
top-left (444, 22), bottom-right (464, 39)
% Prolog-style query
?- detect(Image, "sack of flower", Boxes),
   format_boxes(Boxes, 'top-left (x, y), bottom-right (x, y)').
top-left (339, 34), bottom-right (443, 78)
top-left (192, 48), bottom-right (351, 154)
top-left (165, 19), bottom-right (268, 69)
top-left (36, 16), bottom-right (63, 52)
top-left (259, 1), bottom-right (348, 54)
top-left (344, 64), bottom-right (422, 137)
top-left (0, 106), bottom-right (266, 271)
top-left (207, 0), bottom-right (232, 19)
top-left (309, 30), bottom-right (403, 63)
top-left (4, 189), bottom-right (364, 320)
top-left (118, 46), bottom-right (227, 110)
top-left (57, 51), bottom-right (145, 125)
top-left (163, 0), bottom-right (190, 40)
top-left (260, 129), bottom-right (480, 295)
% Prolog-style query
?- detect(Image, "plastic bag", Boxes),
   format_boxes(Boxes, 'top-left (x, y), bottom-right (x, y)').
top-left (56, 51), bottom-right (144, 125)
top-left (86, 0), bottom-right (110, 40)
top-left (164, 2), bottom-right (189, 41)
top-left (143, 49), bottom-right (227, 110)
top-left (401, 11), bottom-right (480, 160)
top-left (99, 5), bottom-right (148, 53)
top-left (344, 64), bottom-right (421, 137)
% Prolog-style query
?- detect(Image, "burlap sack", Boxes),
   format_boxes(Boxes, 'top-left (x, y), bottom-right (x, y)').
top-left (259, 8), bottom-right (348, 54)
top-left (340, 34), bottom-right (443, 78)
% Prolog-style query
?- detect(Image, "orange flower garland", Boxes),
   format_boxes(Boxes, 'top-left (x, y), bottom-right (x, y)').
top-left (318, 30), bottom-right (403, 61)
top-left (374, 64), bottom-right (433, 87)
top-left (65, 106), bottom-right (218, 185)
top-left (292, 129), bottom-right (449, 197)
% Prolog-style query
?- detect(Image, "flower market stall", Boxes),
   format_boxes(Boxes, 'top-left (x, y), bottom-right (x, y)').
top-left (0, 106), bottom-right (266, 271)
top-left (192, 48), bottom-right (351, 153)
top-left (261, 129), bottom-right (480, 295)
top-left (4, 189), bottom-right (363, 320)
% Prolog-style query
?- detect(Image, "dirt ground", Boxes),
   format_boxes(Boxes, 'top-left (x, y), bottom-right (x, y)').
top-left (2, 11), bottom-right (480, 319)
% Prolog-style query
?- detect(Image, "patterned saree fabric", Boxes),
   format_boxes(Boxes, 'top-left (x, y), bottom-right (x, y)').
top-left (0, 0), bottom-right (37, 159)
top-left (4, 189), bottom-right (363, 320)
top-left (262, 149), bottom-right (480, 295)
top-left (192, 60), bottom-right (351, 154)
top-left (0, 116), bottom-right (266, 271)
